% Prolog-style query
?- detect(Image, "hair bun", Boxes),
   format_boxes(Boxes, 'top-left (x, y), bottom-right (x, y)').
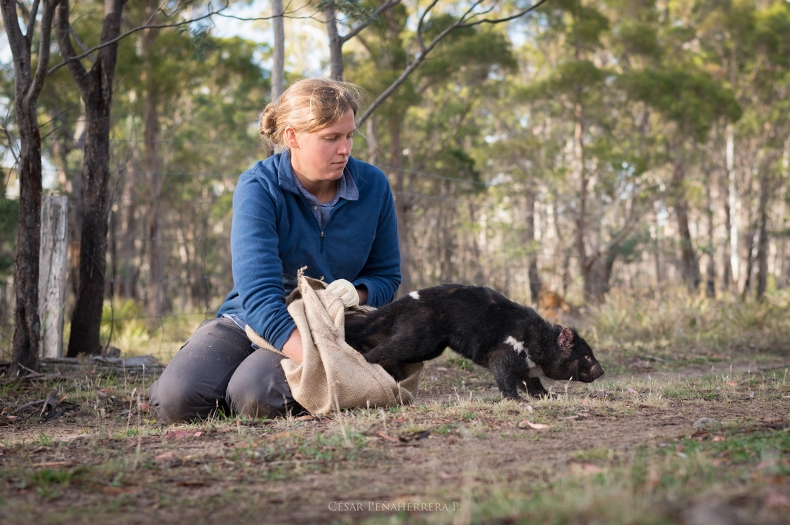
top-left (259, 103), bottom-right (278, 138)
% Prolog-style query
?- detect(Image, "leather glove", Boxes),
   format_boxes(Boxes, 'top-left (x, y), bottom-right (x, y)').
top-left (325, 279), bottom-right (359, 308)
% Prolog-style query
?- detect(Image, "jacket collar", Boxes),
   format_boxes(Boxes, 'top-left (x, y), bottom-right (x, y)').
top-left (277, 149), bottom-right (363, 199)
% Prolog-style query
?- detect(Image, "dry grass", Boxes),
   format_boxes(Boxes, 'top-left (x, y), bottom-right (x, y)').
top-left (1, 290), bottom-right (789, 523)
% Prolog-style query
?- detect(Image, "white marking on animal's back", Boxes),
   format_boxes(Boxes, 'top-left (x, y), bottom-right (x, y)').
top-left (409, 291), bottom-right (420, 300)
top-left (505, 336), bottom-right (537, 368)
top-left (505, 336), bottom-right (525, 353)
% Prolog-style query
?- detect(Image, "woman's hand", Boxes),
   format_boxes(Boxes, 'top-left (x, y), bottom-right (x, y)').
top-left (281, 328), bottom-right (303, 363)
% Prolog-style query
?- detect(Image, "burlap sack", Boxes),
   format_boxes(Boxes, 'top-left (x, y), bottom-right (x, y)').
top-left (245, 271), bottom-right (422, 415)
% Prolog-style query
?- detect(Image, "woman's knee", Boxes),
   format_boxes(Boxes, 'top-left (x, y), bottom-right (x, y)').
top-left (226, 349), bottom-right (303, 418)
top-left (148, 317), bottom-right (251, 423)
top-left (148, 373), bottom-right (227, 423)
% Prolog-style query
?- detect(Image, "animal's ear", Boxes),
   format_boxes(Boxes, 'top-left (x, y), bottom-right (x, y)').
top-left (558, 327), bottom-right (574, 351)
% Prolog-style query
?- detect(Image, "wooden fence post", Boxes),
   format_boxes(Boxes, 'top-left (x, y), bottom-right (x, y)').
top-left (39, 195), bottom-right (69, 358)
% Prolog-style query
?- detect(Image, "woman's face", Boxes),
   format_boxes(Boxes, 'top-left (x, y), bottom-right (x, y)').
top-left (287, 111), bottom-right (356, 185)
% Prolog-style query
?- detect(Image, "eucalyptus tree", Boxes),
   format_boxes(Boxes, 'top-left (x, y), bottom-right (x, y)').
top-left (694, 0), bottom-right (790, 299)
top-left (54, 0), bottom-right (231, 355)
top-left (520, 0), bottom-right (637, 302)
top-left (346, 7), bottom-right (515, 291)
top-left (107, 30), bottom-right (267, 314)
top-left (0, 0), bottom-right (62, 374)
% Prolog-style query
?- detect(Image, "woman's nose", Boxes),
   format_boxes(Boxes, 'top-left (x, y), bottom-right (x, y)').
top-left (338, 138), bottom-right (351, 155)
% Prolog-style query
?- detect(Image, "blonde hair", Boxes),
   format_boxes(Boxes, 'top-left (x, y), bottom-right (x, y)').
top-left (259, 78), bottom-right (365, 148)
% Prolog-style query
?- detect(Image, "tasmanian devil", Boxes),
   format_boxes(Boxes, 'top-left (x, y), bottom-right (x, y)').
top-left (344, 284), bottom-right (604, 400)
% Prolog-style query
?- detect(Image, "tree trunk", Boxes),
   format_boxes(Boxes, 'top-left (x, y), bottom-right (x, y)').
top-left (670, 161), bottom-right (700, 291)
top-left (705, 174), bottom-right (715, 298)
top-left (117, 160), bottom-right (138, 299)
top-left (389, 114), bottom-right (411, 295)
top-left (2, 0), bottom-right (61, 375)
top-left (366, 116), bottom-right (378, 164)
top-left (726, 123), bottom-right (739, 294)
top-left (721, 163), bottom-right (732, 292)
top-left (266, 0), bottom-right (285, 159)
top-left (144, 84), bottom-right (165, 325)
top-left (439, 182), bottom-right (456, 282)
top-left (551, 192), bottom-right (570, 296)
top-left (58, 0), bottom-right (125, 356)
top-left (756, 171), bottom-right (771, 300)
top-left (525, 186), bottom-right (541, 306)
top-left (325, 4), bottom-right (343, 81)
top-left (741, 229), bottom-right (755, 300)
top-left (67, 100), bottom-right (114, 356)
top-left (467, 200), bottom-right (485, 286)
top-left (588, 252), bottom-right (616, 300)
top-left (271, 0), bottom-right (285, 100)
top-left (572, 100), bottom-right (593, 301)
top-left (11, 104), bottom-right (43, 374)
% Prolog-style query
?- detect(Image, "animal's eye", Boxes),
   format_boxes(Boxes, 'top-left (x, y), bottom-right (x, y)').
top-left (584, 355), bottom-right (592, 361)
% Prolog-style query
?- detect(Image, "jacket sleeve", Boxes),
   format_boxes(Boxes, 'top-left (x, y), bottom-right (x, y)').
top-left (352, 181), bottom-right (401, 307)
top-left (230, 173), bottom-right (296, 350)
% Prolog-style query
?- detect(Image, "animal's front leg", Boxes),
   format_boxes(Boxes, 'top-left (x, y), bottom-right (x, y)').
top-left (524, 377), bottom-right (548, 398)
top-left (488, 348), bottom-right (525, 401)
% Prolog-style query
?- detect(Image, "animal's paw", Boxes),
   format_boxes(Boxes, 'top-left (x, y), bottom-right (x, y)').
top-left (500, 393), bottom-right (529, 403)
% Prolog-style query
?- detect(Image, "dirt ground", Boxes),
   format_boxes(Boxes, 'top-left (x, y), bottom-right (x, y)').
top-left (1, 353), bottom-right (789, 525)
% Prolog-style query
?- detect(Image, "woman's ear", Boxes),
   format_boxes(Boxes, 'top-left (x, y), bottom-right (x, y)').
top-left (284, 127), bottom-right (299, 149)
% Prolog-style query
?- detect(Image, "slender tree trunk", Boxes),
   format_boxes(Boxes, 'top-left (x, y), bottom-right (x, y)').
top-left (2, 0), bottom-right (61, 374)
top-left (722, 163), bottom-right (732, 292)
top-left (756, 172), bottom-right (771, 300)
top-left (705, 173), bottom-right (716, 298)
top-left (267, 0), bottom-right (285, 159)
top-left (670, 161), bottom-right (700, 291)
top-left (58, 0), bottom-right (124, 356)
top-left (11, 104), bottom-right (43, 374)
top-left (780, 143), bottom-right (790, 289)
top-left (740, 170), bottom-right (755, 300)
top-left (443, 183), bottom-right (456, 282)
top-left (525, 186), bottom-right (541, 306)
top-left (366, 117), bottom-right (378, 164)
top-left (741, 229), bottom-right (755, 300)
top-left (572, 100), bottom-right (593, 301)
top-left (389, 114), bottom-right (411, 295)
top-left (467, 200), bottom-right (485, 286)
top-left (726, 123), bottom-right (739, 295)
top-left (271, 0), bottom-right (285, 100)
top-left (551, 192), bottom-right (570, 296)
top-left (117, 160), bottom-right (138, 299)
top-left (144, 88), bottom-right (164, 324)
top-left (67, 101), bottom-right (114, 356)
top-left (653, 203), bottom-right (662, 288)
top-left (325, 4), bottom-right (343, 81)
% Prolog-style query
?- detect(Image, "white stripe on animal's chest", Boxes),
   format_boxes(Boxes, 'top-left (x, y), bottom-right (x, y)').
top-left (505, 336), bottom-right (536, 367)
top-left (409, 291), bottom-right (420, 300)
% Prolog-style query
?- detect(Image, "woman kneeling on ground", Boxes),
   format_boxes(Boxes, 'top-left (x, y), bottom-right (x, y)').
top-left (148, 78), bottom-right (401, 422)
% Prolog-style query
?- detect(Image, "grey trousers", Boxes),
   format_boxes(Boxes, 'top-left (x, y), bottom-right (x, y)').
top-left (147, 317), bottom-right (304, 423)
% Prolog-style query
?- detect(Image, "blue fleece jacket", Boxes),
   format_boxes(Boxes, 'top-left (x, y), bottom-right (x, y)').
top-left (216, 151), bottom-right (401, 350)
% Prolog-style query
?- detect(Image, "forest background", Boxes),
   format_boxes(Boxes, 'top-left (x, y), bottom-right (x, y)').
top-left (1, 0), bottom-right (789, 366)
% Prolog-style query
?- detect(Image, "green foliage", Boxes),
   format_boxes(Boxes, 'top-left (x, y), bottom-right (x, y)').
top-left (618, 68), bottom-right (742, 141)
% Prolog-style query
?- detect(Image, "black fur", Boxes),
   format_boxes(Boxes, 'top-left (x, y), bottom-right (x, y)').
top-left (344, 284), bottom-right (604, 400)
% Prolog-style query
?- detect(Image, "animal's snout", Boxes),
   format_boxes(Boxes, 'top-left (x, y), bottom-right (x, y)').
top-left (577, 363), bottom-right (604, 383)
top-left (591, 363), bottom-right (604, 380)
